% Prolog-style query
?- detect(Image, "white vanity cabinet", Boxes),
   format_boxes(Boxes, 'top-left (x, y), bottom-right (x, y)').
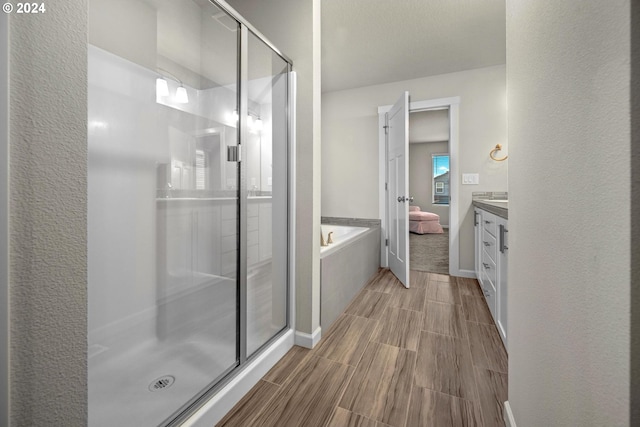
top-left (474, 204), bottom-right (508, 349)
top-left (479, 211), bottom-right (498, 319)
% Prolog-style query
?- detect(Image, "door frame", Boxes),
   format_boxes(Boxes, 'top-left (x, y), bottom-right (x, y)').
top-left (378, 96), bottom-right (461, 277)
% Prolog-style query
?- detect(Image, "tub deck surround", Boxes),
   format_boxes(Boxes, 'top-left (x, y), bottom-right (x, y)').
top-left (320, 216), bottom-right (382, 228)
top-left (217, 270), bottom-right (508, 427)
top-left (319, 218), bottom-right (381, 332)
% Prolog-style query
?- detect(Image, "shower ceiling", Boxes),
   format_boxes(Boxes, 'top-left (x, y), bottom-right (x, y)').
top-left (321, 0), bottom-right (506, 92)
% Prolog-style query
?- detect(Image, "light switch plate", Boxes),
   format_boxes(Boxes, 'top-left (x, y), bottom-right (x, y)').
top-left (462, 173), bottom-right (479, 185)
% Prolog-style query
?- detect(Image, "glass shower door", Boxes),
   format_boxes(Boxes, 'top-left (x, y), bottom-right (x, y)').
top-left (88, 1), bottom-right (240, 425)
top-left (245, 31), bottom-right (290, 356)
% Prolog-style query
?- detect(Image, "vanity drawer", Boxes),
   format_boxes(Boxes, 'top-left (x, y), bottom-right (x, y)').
top-left (482, 229), bottom-right (497, 263)
top-left (482, 211), bottom-right (497, 236)
top-left (481, 250), bottom-right (497, 286)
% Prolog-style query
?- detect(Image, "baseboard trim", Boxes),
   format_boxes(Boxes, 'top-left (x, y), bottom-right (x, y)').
top-left (504, 401), bottom-right (517, 427)
top-left (294, 326), bottom-right (322, 348)
top-left (452, 268), bottom-right (476, 279)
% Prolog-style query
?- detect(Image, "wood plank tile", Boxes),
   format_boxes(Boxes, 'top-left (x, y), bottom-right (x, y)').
top-left (475, 367), bottom-right (508, 427)
top-left (426, 280), bottom-right (461, 304)
top-left (345, 289), bottom-right (391, 320)
top-left (414, 331), bottom-right (477, 400)
top-left (410, 270), bottom-right (430, 289)
top-left (430, 273), bottom-right (451, 283)
top-left (406, 387), bottom-right (482, 427)
top-left (372, 307), bottom-right (422, 351)
top-left (263, 345), bottom-right (310, 385)
top-left (466, 322), bottom-right (508, 374)
top-left (455, 277), bottom-right (484, 297)
top-left (423, 300), bottom-right (465, 338)
top-left (216, 380), bottom-right (279, 427)
top-left (326, 407), bottom-right (392, 427)
top-left (462, 295), bottom-right (494, 324)
top-left (339, 342), bottom-right (416, 427)
top-left (388, 284), bottom-right (426, 312)
top-left (251, 355), bottom-right (354, 427)
top-left (314, 314), bottom-right (378, 366)
top-left (366, 269), bottom-right (399, 294)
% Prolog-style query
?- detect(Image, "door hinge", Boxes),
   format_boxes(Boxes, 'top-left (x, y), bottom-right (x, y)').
top-left (385, 238), bottom-right (388, 246)
top-left (227, 145), bottom-right (241, 162)
top-left (385, 182), bottom-right (388, 191)
top-left (383, 125), bottom-right (389, 135)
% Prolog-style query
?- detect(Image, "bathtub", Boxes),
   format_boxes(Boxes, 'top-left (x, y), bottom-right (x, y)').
top-left (320, 223), bottom-right (380, 332)
top-left (320, 225), bottom-right (369, 257)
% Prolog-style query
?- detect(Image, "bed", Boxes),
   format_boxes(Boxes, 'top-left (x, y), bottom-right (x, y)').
top-left (409, 206), bottom-right (444, 234)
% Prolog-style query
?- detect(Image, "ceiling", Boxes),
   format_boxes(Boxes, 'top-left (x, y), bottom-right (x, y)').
top-left (321, 0), bottom-right (506, 93)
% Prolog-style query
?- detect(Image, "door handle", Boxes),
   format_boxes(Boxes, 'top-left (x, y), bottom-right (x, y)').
top-left (397, 196), bottom-right (413, 203)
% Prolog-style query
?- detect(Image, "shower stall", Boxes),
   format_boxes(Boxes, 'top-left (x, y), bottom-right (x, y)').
top-left (87, 1), bottom-right (292, 425)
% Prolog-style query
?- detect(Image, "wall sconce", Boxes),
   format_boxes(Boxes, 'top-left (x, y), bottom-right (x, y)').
top-left (175, 86), bottom-right (189, 104)
top-left (229, 109), bottom-right (262, 132)
top-left (156, 77), bottom-right (169, 97)
top-left (156, 68), bottom-right (189, 104)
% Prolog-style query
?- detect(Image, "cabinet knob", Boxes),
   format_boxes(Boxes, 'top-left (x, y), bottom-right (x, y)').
top-left (484, 220), bottom-right (492, 224)
top-left (482, 263), bottom-right (490, 269)
top-left (483, 241), bottom-right (490, 246)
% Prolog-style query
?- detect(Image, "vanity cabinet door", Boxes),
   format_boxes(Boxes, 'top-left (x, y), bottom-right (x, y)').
top-left (474, 208), bottom-right (483, 283)
top-left (480, 210), bottom-right (498, 321)
top-left (497, 216), bottom-right (509, 349)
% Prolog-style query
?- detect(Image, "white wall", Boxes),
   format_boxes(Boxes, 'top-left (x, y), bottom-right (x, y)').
top-left (409, 108), bottom-right (449, 143)
top-left (322, 65), bottom-right (507, 271)
top-left (507, 1), bottom-right (633, 425)
top-left (409, 142), bottom-right (449, 226)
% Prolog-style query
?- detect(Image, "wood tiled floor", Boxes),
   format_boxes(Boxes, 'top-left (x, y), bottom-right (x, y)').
top-left (217, 269), bottom-right (508, 427)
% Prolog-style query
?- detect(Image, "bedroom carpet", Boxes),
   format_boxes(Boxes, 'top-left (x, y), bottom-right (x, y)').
top-left (410, 229), bottom-right (449, 275)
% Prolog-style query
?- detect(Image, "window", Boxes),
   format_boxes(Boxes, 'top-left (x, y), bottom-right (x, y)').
top-left (432, 154), bottom-right (449, 205)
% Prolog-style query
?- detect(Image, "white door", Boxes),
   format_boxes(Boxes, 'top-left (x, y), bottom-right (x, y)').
top-left (387, 92), bottom-right (410, 288)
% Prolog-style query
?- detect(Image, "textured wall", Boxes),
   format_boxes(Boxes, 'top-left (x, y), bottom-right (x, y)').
top-left (321, 65), bottom-right (507, 272)
top-left (631, 2), bottom-right (640, 424)
top-left (226, 0), bottom-right (322, 337)
top-left (9, 1), bottom-right (88, 425)
top-left (507, 1), bottom-right (631, 425)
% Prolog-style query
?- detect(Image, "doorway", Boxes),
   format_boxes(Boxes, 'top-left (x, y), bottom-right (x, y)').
top-left (378, 96), bottom-right (461, 277)
top-left (408, 108), bottom-right (450, 275)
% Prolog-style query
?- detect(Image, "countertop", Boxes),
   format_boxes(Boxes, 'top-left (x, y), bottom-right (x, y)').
top-left (472, 199), bottom-right (508, 219)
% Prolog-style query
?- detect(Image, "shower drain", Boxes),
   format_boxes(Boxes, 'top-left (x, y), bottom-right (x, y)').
top-left (148, 375), bottom-right (175, 392)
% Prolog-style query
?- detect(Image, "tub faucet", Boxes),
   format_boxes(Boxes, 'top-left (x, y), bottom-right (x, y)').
top-left (327, 232), bottom-right (334, 244)
top-left (321, 231), bottom-right (328, 247)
